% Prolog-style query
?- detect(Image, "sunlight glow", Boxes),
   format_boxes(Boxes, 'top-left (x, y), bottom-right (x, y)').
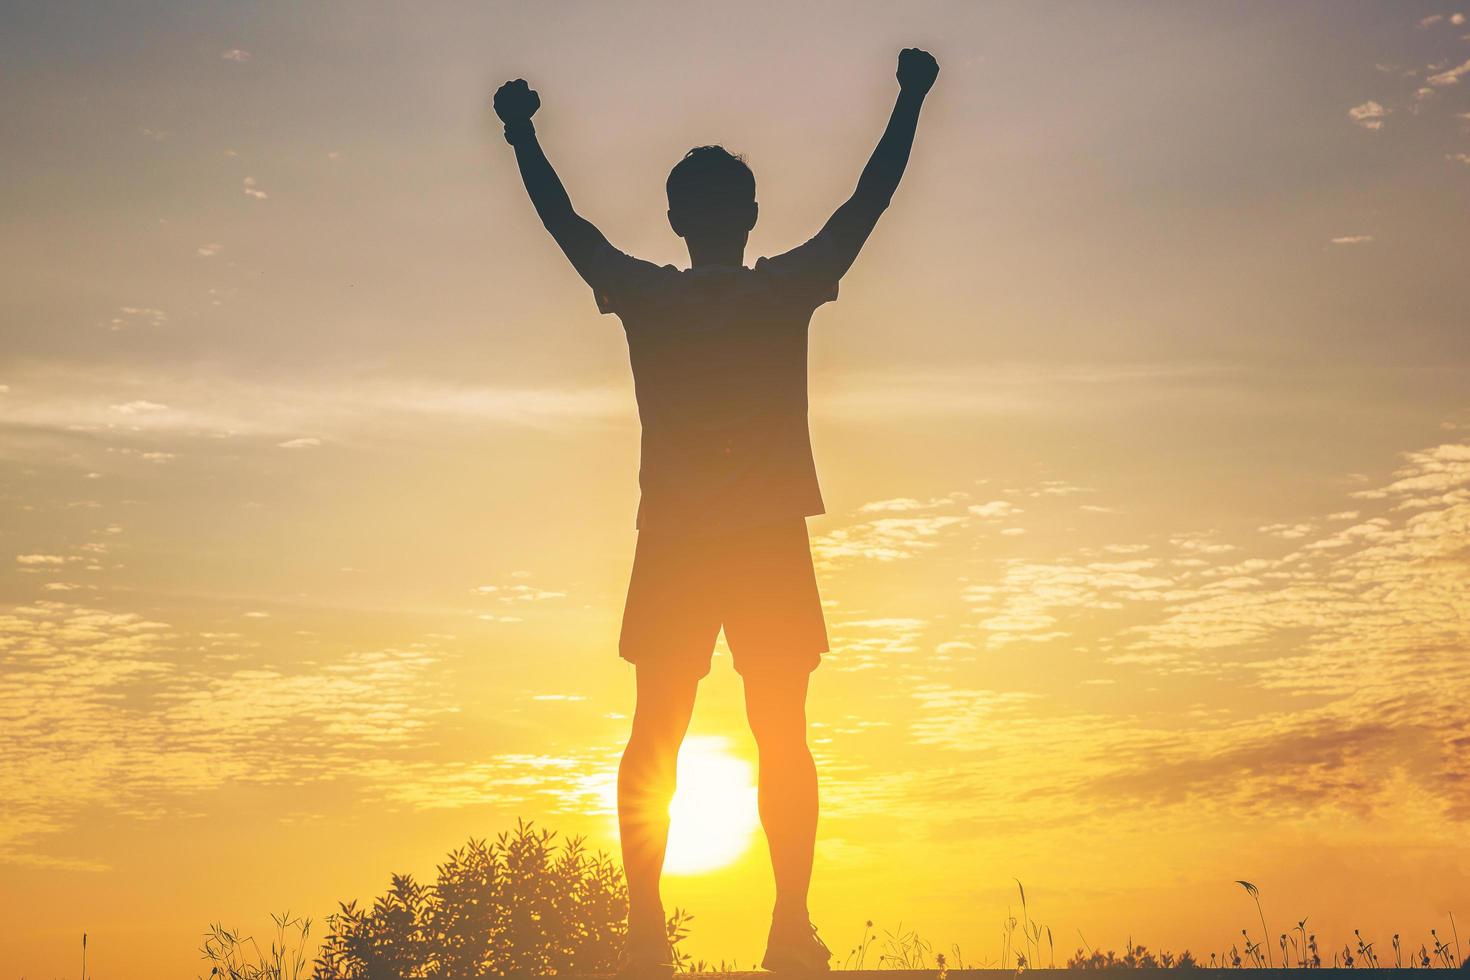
top-left (662, 735), bottom-right (761, 875)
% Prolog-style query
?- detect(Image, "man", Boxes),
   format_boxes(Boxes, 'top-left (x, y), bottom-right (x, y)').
top-left (493, 46), bottom-right (938, 976)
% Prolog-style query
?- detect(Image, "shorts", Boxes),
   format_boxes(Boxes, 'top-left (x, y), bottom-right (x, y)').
top-left (619, 517), bottom-right (829, 679)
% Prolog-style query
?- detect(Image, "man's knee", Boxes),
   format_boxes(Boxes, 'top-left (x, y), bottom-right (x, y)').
top-left (623, 724), bottom-right (682, 772)
top-left (746, 703), bottom-right (808, 754)
top-left (753, 726), bottom-right (810, 761)
top-left (630, 669), bottom-right (699, 739)
top-left (744, 669), bottom-right (810, 749)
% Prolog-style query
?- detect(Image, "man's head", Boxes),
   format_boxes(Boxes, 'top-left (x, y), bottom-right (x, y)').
top-left (666, 146), bottom-right (758, 255)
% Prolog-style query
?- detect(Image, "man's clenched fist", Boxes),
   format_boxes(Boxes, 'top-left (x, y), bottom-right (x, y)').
top-left (896, 48), bottom-right (939, 96)
top-left (493, 78), bottom-right (540, 124)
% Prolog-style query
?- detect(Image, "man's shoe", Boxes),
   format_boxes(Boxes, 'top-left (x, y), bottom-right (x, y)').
top-left (615, 933), bottom-right (675, 980)
top-left (761, 917), bottom-right (833, 973)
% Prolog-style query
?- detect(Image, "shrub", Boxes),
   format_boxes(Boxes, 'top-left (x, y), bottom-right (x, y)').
top-left (1067, 940), bottom-right (1197, 970)
top-left (312, 820), bottom-right (631, 978)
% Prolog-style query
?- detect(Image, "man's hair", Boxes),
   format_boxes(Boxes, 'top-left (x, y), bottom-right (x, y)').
top-left (666, 145), bottom-right (755, 214)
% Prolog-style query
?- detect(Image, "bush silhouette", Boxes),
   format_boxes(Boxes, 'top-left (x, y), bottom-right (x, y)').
top-left (1067, 941), bottom-right (1197, 970)
top-left (313, 821), bottom-right (630, 978)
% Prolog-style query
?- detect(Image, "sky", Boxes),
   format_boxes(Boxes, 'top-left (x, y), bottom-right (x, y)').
top-left (2, 0), bottom-right (1470, 976)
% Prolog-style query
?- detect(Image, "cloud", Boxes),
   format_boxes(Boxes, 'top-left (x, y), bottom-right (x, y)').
top-left (110, 400), bottom-right (169, 415)
top-left (1347, 101), bottom-right (1388, 130)
top-left (858, 496), bottom-right (960, 513)
top-left (276, 437), bottom-right (321, 449)
top-left (1259, 522), bottom-right (1314, 539)
top-left (15, 555), bottom-right (68, 566)
top-left (243, 176), bottom-right (268, 200)
top-left (812, 512), bottom-right (967, 568)
top-left (108, 307), bottom-right (167, 330)
top-left (196, 243), bottom-right (221, 257)
top-left (5, 423), bottom-right (1469, 872)
top-left (359, 747), bottom-right (623, 814)
top-left (966, 556), bottom-right (1177, 649)
top-left (1124, 443), bottom-right (1470, 705)
top-left (0, 596), bottom-right (461, 864)
top-left (1329, 235), bottom-right (1373, 245)
top-left (826, 616), bottom-right (930, 671)
top-left (1170, 531), bottom-right (1236, 554)
top-left (474, 583), bottom-right (565, 603)
top-left (908, 685), bottom-right (1040, 749)
top-left (833, 435), bottom-right (1470, 834)
top-left (1428, 58), bottom-right (1470, 87)
top-left (1419, 10), bottom-right (1467, 32)
top-left (221, 49), bottom-right (251, 62)
top-left (8, 363), bottom-right (1259, 468)
top-left (815, 363), bottom-right (1240, 421)
top-left (1082, 716), bottom-right (1403, 816)
top-left (0, 368), bottom-right (631, 463)
top-left (1031, 480), bottom-right (1094, 497)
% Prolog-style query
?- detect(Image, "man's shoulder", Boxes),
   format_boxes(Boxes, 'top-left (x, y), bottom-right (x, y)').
top-left (588, 243), bottom-right (685, 315)
top-left (748, 240), bottom-right (842, 310)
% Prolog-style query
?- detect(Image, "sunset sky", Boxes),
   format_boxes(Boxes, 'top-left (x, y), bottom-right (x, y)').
top-left (3, 1), bottom-right (1470, 976)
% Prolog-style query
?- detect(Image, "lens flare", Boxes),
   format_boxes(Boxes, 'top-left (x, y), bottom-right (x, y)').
top-left (662, 735), bottom-right (760, 875)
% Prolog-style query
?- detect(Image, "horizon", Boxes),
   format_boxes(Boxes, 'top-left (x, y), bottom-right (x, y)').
top-left (3, 1), bottom-right (1470, 977)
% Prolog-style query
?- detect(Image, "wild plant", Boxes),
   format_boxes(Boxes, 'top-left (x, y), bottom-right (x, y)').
top-left (198, 912), bottom-right (312, 980)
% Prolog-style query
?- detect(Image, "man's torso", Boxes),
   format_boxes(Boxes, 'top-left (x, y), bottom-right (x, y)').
top-left (589, 238), bottom-right (841, 530)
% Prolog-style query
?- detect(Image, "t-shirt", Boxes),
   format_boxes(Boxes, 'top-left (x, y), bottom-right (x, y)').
top-left (585, 231), bottom-right (843, 530)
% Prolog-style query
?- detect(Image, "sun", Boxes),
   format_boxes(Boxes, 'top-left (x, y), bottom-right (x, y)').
top-left (662, 735), bottom-right (761, 875)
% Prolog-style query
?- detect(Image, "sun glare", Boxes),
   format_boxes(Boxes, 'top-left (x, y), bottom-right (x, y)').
top-left (662, 735), bottom-right (761, 875)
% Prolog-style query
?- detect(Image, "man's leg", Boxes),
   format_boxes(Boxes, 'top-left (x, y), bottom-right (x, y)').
top-left (618, 665), bottom-right (700, 947)
top-left (742, 669), bottom-right (817, 925)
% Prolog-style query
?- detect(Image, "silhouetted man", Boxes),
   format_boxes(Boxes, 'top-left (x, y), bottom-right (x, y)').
top-left (493, 47), bottom-right (938, 977)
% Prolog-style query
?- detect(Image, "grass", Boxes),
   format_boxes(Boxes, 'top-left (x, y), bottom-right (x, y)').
top-left (198, 913), bottom-right (314, 980)
top-left (834, 879), bottom-right (1467, 973)
top-left (195, 895), bottom-right (1467, 976)
top-left (183, 825), bottom-right (1470, 977)
top-left (189, 911), bottom-right (1470, 977)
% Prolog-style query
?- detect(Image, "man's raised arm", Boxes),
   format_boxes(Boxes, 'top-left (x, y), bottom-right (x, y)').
top-left (493, 78), bottom-right (610, 283)
top-left (815, 48), bottom-right (939, 280)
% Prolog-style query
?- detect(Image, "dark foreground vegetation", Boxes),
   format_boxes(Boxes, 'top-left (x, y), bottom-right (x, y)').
top-left (193, 821), bottom-right (1470, 979)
